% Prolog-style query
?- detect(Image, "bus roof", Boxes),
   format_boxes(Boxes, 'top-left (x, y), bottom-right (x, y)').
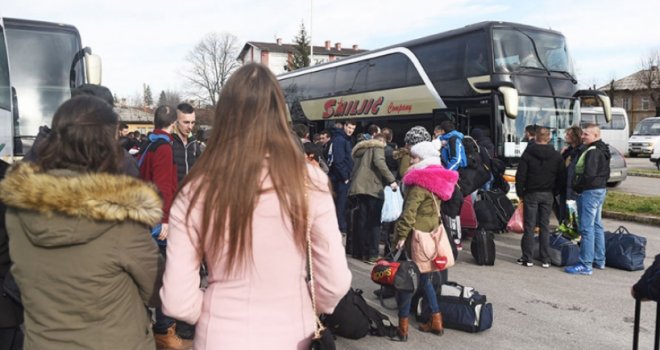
top-left (3, 17), bottom-right (80, 37)
top-left (279, 21), bottom-right (564, 79)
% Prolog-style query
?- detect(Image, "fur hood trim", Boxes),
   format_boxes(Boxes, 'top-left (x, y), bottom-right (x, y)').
top-left (0, 162), bottom-right (163, 226)
top-left (402, 165), bottom-right (458, 201)
top-left (352, 139), bottom-right (385, 157)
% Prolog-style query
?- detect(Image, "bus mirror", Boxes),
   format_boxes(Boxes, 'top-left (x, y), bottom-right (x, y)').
top-left (573, 90), bottom-right (612, 122)
top-left (85, 53), bottom-right (102, 85)
top-left (473, 81), bottom-right (519, 119)
top-left (499, 86), bottom-right (519, 119)
top-left (597, 94), bottom-right (612, 123)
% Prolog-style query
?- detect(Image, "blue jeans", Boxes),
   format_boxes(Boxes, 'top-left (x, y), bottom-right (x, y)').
top-left (332, 179), bottom-right (350, 233)
top-left (154, 244), bottom-right (175, 333)
top-left (396, 273), bottom-right (439, 318)
top-left (577, 188), bottom-right (607, 267)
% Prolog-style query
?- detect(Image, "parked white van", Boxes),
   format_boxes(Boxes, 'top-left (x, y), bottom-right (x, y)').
top-left (580, 107), bottom-right (629, 154)
top-left (628, 116), bottom-right (660, 157)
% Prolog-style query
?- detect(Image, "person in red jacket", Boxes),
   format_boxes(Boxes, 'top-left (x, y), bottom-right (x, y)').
top-left (138, 105), bottom-right (190, 350)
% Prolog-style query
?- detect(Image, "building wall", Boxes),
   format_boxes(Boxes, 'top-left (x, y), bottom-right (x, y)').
top-left (612, 91), bottom-right (658, 132)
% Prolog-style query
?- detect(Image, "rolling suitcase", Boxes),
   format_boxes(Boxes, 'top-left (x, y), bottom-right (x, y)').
top-left (633, 299), bottom-right (660, 350)
top-left (460, 194), bottom-right (478, 232)
top-left (470, 228), bottom-right (496, 266)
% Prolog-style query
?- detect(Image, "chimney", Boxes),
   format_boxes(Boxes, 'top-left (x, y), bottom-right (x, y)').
top-left (352, 44), bottom-right (359, 50)
top-left (335, 42), bottom-right (342, 51)
top-left (325, 40), bottom-right (331, 50)
top-left (276, 38), bottom-right (282, 46)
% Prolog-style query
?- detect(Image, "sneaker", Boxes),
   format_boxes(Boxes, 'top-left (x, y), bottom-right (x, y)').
top-left (564, 264), bottom-right (593, 275)
top-left (541, 262), bottom-right (550, 268)
top-left (516, 258), bottom-right (533, 267)
top-left (593, 263), bottom-right (605, 270)
top-left (364, 256), bottom-right (379, 265)
top-left (455, 242), bottom-right (463, 251)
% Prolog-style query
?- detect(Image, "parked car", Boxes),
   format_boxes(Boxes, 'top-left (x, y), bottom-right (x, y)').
top-left (651, 144), bottom-right (660, 170)
top-left (628, 116), bottom-right (660, 157)
top-left (608, 145), bottom-right (627, 187)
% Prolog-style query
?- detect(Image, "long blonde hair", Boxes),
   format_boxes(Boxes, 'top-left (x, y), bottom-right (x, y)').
top-left (179, 63), bottom-right (309, 274)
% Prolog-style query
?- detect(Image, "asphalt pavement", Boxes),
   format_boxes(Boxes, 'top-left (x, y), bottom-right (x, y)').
top-left (335, 218), bottom-right (659, 350)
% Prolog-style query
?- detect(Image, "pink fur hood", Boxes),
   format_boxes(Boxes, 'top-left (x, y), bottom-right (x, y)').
top-left (402, 165), bottom-right (458, 201)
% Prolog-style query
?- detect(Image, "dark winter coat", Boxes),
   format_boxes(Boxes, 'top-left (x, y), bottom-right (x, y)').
top-left (516, 143), bottom-right (566, 198)
top-left (633, 254), bottom-right (660, 301)
top-left (0, 160), bottom-right (22, 328)
top-left (172, 133), bottom-right (202, 183)
top-left (328, 128), bottom-right (354, 182)
top-left (0, 163), bottom-right (164, 350)
top-left (573, 140), bottom-right (611, 194)
top-left (348, 139), bottom-right (396, 200)
top-left (561, 144), bottom-right (585, 200)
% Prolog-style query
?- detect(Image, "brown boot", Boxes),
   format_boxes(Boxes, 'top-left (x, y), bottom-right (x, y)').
top-left (419, 312), bottom-right (444, 335)
top-left (154, 324), bottom-right (193, 350)
top-left (395, 317), bottom-right (409, 341)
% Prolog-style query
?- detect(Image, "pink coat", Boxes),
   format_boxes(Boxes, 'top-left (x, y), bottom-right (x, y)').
top-left (161, 165), bottom-right (352, 349)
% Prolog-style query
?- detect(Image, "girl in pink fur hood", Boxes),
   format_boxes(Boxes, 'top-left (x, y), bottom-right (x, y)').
top-left (391, 141), bottom-right (458, 341)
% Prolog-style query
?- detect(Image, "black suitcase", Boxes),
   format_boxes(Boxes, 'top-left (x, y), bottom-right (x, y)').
top-left (470, 229), bottom-right (495, 266)
top-left (633, 299), bottom-right (660, 350)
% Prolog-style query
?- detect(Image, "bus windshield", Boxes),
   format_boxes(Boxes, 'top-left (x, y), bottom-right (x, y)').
top-left (633, 119), bottom-right (660, 136)
top-left (5, 24), bottom-right (82, 139)
top-left (0, 27), bottom-right (9, 111)
top-left (493, 28), bottom-right (573, 74)
top-left (502, 96), bottom-right (577, 156)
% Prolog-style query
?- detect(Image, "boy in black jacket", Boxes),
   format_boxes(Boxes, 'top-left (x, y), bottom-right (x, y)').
top-left (515, 127), bottom-right (566, 267)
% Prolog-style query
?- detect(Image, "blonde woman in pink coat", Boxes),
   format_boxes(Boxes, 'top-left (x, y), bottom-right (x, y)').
top-left (160, 63), bottom-right (352, 350)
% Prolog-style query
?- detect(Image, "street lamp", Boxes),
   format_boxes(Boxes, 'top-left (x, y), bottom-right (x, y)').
top-left (309, 0), bottom-right (313, 66)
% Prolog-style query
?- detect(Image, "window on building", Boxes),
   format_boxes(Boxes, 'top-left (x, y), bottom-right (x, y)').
top-left (622, 96), bottom-right (631, 111)
top-left (641, 96), bottom-right (650, 110)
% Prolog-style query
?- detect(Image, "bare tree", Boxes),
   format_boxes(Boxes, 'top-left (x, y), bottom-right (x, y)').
top-left (637, 50), bottom-right (660, 115)
top-left (184, 32), bottom-right (241, 106)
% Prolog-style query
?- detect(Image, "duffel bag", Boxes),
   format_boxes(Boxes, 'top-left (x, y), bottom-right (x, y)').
top-left (416, 281), bottom-right (493, 333)
top-left (322, 288), bottom-right (397, 339)
top-left (533, 232), bottom-right (580, 267)
top-left (605, 226), bottom-right (646, 271)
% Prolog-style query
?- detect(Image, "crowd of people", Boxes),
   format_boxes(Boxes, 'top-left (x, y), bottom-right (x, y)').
top-left (0, 61), bottom-right (657, 350)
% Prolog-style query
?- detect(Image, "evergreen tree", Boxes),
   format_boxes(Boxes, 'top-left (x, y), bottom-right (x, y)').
top-left (158, 90), bottom-right (167, 106)
top-left (143, 84), bottom-right (154, 107)
top-left (288, 22), bottom-right (311, 71)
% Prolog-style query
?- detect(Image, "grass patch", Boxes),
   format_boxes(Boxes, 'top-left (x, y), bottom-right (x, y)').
top-left (629, 167), bottom-right (660, 176)
top-left (605, 192), bottom-right (660, 217)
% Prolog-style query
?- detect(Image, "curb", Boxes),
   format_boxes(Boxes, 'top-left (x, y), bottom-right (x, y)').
top-left (603, 210), bottom-right (660, 226)
top-left (628, 170), bottom-right (660, 178)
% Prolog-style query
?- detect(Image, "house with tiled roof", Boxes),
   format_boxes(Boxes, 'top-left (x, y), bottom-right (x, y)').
top-left (600, 66), bottom-right (660, 131)
top-left (237, 39), bottom-right (367, 75)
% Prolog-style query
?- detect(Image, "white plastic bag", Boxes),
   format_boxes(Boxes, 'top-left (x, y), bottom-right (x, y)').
top-left (381, 186), bottom-right (404, 223)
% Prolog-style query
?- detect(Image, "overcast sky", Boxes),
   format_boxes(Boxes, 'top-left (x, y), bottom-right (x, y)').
top-left (3, 0), bottom-right (660, 100)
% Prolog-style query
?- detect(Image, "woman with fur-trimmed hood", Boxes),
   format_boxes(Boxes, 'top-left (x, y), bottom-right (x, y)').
top-left (348, 135), bottom-right (398, 263)
top-left (0, 96), bottom-right (164, 350)
top-left (392, 141), bottom-right (458, 342)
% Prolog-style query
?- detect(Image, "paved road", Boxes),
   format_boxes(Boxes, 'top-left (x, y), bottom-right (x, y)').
top-left (626, 156), bottom-right (658, 170)
top-left (610, 175), bottom-right (660, 197)
top-left (335, 218), bottom-right (659, 350)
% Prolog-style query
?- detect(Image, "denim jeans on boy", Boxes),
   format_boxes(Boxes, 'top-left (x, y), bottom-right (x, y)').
top-left (577, 188), bottom-right (607, 268)
top-left (153, 244), bottom-right (175, 333)
top-left (396, 273), bottom-right (439, 318)
top-left (332, 179), bottom-right (350, 233)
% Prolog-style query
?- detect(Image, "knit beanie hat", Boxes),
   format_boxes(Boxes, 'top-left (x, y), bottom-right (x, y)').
top-left (404, 126), bottom-right (431, 146)
top-left (411, 141), bottom-right (440, 160)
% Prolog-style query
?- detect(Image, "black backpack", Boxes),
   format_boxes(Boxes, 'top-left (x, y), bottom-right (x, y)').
top-left (461, 136), bottom-right (484, 170)
top-left (322, 288), bottom-right (397, 339)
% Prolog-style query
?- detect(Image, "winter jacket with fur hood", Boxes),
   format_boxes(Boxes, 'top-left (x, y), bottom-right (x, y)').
top-left (395, 165), bottom-right (458, 242)
top-left (0, 163), bottom-right (164, 350)
top-left (348, 139), bottom-right (396, 199)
